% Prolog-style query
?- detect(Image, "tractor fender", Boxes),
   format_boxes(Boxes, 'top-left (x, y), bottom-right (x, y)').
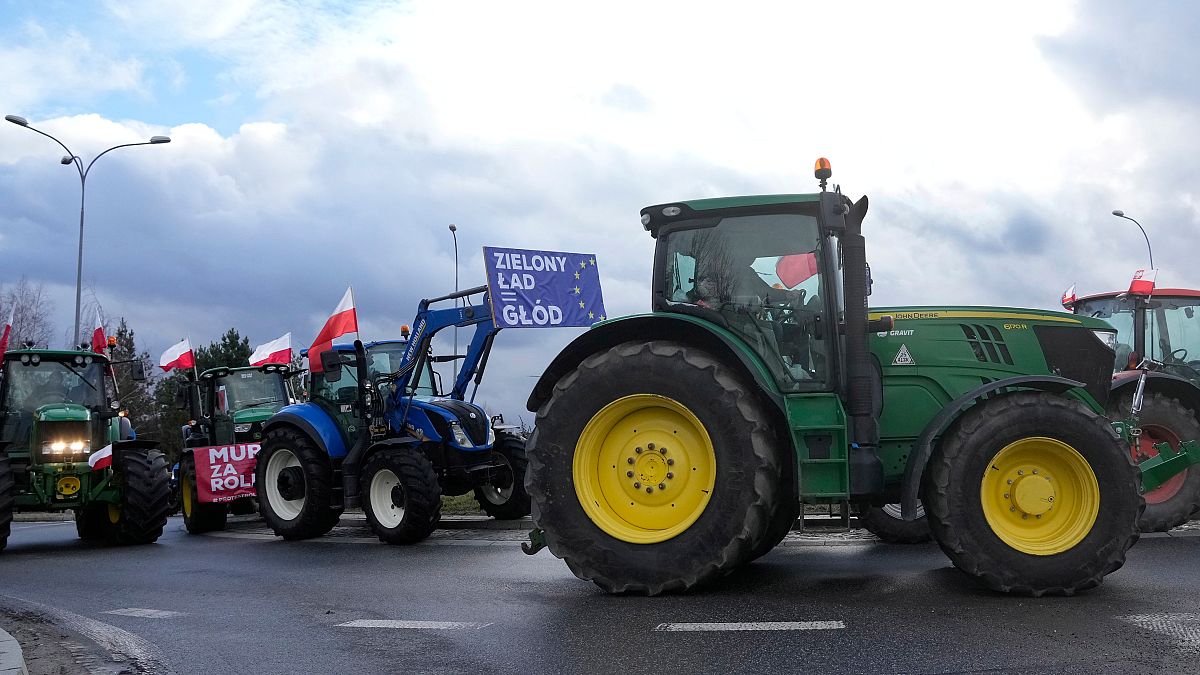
top-left (363, 436), bottom-right (423, 462)
top-left (899, 375), bottom-right (1086, 520)
top-left (1110, 370), bottom-right (1200, 417)
top-left (262, 404), bottom-right (346, 459)
top-left (111, 438), bottom-right (161, 464)
top-left (526, 314), bottom-right (784, 414)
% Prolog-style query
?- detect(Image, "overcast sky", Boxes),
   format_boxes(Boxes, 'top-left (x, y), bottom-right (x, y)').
top-left (2, 0), bottom-right (1197, 421)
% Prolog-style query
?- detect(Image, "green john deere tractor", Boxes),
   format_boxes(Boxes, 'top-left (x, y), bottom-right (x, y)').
top-left (176, 363), bottom-right (293, 534)
top-left (0, 346), bottom-right (170, 550)
top-left (523, 160), bottom-right (1197, 596)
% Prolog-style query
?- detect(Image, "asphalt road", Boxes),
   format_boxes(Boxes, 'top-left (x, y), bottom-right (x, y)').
top-left (2, 518), bottom-right (1199, 675)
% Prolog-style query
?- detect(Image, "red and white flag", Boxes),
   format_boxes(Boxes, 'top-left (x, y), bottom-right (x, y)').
top-left (88, 444), bottom-right (113, 471)
top-left (1061, 284), bottom-right (1076, 309)
top-left (250, 332), bottom-right (292, 366)
top-left (309, 287), bottom-right (358, 373)
top-left (0, 306), bottom-right (12, 361)
top-left (1129, 269), bottom-right (1158, 296)
top-left (92, 310), bottom-right (107, 354)
top-left (159, 338), bottom-right (195, 372)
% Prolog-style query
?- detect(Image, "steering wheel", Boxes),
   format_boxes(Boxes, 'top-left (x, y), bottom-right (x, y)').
top-left (1170, 347), bottom-right (1189, 362)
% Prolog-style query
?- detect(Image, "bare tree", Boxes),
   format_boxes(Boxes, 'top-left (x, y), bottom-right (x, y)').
top-left (0, 277), bottom-right (55, 348)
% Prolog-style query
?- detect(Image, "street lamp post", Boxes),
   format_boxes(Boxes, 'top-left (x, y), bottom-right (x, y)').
top-left (1111, 209), bottom-right (1155, 270)
top-left (5, 114), bottom-right (170, 347)
top-left (449, 223), bottom-right (459, 358)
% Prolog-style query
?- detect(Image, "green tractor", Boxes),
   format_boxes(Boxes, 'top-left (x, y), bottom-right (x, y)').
top-left (0, 346), bottom-right (170, 550)
top-left (523, 160), bottom-right (1197, 596)
top-left (177, 363), bottom-right (294, 534)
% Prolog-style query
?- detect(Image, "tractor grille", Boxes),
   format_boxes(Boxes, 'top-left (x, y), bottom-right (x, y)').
top-left (960, 324), bottom-right (1014, 366)
top-left (1034, 325), bottom-right (1113, 408)
top-left (428, 400), bottom-right (489, 446)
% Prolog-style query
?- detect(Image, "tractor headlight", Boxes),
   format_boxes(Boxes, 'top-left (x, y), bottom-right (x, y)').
top-left (449, 421), bottom-right (473, 448)
top-left (1092, 330), bottom-right (1118, 352)
top-left (234, 423), bottom-right (253, 433)
top-left (487, 425), bottom-right (496, 446)
top-left (42, 440), bottom-right (88, 455)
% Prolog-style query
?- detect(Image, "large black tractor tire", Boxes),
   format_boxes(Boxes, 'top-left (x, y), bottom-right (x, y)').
top-left (361, 448), bottom-right (441, 545)
top-left (0, 456), bottom-right (13, 553)
top-left (527, 340), bottom-right (785, 595)
top-left (1108, 392), bottom-right (1200, 533)
top-left (925, 392), bottom-right (1142, 596)
top-left (860, 502), bottom-right (932, 544)
top-left (256, 427), bottom-right (341, 540)
top-left (112, 449), bottom-right (172, 545)
top-left (746, 438), bottom-right (799, 563)
top-left (181, 454), bottom-right (229, 534)
top-left (473, 433), bottom-right (532, 520)
top-left (75, 504), bottom-right (115, 541)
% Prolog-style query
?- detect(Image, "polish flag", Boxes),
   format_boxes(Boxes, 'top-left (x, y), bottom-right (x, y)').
top-left (309, 288), bottom-right (358, 373)
top-left (92, 310), bottom-right (107, 354)
top-left (0, 306), bottom-right (12, 361)
top-left (88, 444), bottom-right (113, 471)
top-left (1129, 269), bottom-right (1158, 296)
top-left (776, 253), bottom-right (819, 289)
top-left (250, 332), bottom-right (292, 366)
top-left (159, 338), bottom-right (195, 372)
top-left (1061, 284), bottom-right (1076, 309)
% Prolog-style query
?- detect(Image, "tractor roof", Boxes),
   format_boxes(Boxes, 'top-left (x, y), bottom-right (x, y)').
top-left (640, 193), bottom-right (822, 238)
top-left (1076, 288), bottom-right (1200, 303)
top-left (3, 348), bottom-right (110, 362)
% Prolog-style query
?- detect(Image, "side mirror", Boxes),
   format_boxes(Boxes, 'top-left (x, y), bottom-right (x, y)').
top-left (321, 350), bottom-right (344, 383)
top-left (173, 388), bottom-right (187, 411)
top-left (131, 360), bottom-right (147, 381)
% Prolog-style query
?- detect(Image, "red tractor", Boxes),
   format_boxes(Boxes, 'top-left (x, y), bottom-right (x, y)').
top-left (1067, 287), bottom-right (1200, 530)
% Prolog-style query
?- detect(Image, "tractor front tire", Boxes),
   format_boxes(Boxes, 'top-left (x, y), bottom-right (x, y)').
top-left (473, 433), bottom-right (532, 520)
top-left (1108, 392), bottom-right (1200, 532)
top-left (257, 427), bottom-right (341, 540)
top-left (112, 449), bottom-right (172, 545)
top-left (926, 392), bottom-right (1142, 596)
top-left (0, 456), bottom-right (13, 553)
top-left (361, 448), bottom-right (441, 545)
top-left (527, 340), bottom-right (784, 595)
top-left (181, 454), bottom-right (229, 534)
top-left (860, 503), bottom-right (932, 544)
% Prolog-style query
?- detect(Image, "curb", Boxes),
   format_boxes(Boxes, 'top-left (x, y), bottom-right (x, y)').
top-left (0, 626), bottom-right (28, 675)
top-left (12, 512), bottom-right (74, 522)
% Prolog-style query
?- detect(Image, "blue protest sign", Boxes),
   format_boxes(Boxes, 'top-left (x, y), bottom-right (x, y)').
top-left (484, 247), bottom-right (607, 329)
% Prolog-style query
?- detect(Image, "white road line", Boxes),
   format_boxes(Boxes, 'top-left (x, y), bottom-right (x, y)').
top-left (654, 621), bottom-right (845, 632)
top-left (103, 608), bottom-right (185, 619)
top-left (338, 620), bottom-right (492, 630)
top-left (1120, 613), bottom-right (1200, 652)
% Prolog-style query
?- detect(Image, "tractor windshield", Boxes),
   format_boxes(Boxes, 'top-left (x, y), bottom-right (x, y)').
top-left (365, 343), bottom-right (436, 396)
top-left (1, 357), bottom-right (107, 414)
top-left (212, 369), bottom-right (288, 413)
top-left (1074, 297), bottom-right (1136, 370)
top-left (658, 212), bottom-right (831, 391)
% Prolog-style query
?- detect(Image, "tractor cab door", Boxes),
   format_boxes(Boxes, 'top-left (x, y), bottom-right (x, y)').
top-left (1146, 296), bottom-right (1200, 382)
top-left (309, 355), bottom-right (364, 449)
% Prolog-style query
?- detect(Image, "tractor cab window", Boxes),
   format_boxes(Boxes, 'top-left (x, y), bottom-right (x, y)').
top-left (214, 370), bottom-right (288, 413)
top-left (1, 358), bottom-right (106, 414)
top-left (659, 212), bottom-right (830, 391)
top-left (310, 355), bottom-right (362, 406)
top-left (366, 343), bottom-right (436, 397)
top-left (1148, 297), bottom-right (1200, 380)
top-left (1074, 297), bottom-right (1137, 371)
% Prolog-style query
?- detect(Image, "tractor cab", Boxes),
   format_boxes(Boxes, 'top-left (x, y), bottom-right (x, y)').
top-left (185, 364), bottom-right (294, 447)
top-left (1072, 289), bottom-right (1200, 381)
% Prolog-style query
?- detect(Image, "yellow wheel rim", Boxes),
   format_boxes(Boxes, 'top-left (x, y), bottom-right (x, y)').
top-left (980, 437), bottom-right (1099, 555)
top-left (573, 394), bottom-right (716, 544)
top-left (107, 504), bottom-right (121, 524)
top-left (182, 476), bottom-right (194, 517)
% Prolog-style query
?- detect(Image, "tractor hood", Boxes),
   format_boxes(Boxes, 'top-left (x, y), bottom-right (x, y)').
top-left (415, 397), bottom-right (491, 446)
top-left (34, 403), bottom-right (91, 423)
top-left (232, 407), bottom-right (279, 424)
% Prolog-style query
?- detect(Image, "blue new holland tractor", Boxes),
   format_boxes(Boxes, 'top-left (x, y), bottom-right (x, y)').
top-left (255, 286), bottom-right (529, 543)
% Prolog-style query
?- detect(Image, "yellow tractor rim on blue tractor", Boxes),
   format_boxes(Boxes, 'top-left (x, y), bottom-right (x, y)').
top-left (574, 394), bottom-right (716, 544)
top-left (980, 437), bottom-right (1099, 555)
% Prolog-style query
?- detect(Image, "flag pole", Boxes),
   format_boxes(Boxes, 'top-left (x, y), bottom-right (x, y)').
top-left (189, 334), bottom-right (198, 381)
top-left (352, 285), bottom-right (361, 344)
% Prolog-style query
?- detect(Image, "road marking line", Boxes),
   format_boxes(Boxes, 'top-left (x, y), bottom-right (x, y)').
top-left (103, 608), bottom-right (185, 619)
top-left (1120, 613), bottom-right (1200, 652)
top-left (653, 621), bottom-right (845, 632)
top-left (337, 620), bottom-right (492, 630)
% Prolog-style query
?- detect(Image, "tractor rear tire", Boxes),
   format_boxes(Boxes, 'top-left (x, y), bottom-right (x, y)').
top-left (527, 340), bottom-right (784, 595)
top-left (75, 504), bottom-right (115, 541)
top-left (181, 454), bottom-right (229, 534)
top-left (361, 448), bottom-right (441, 545)
top-left (925, 392), bottom-right (1142, 596)
top-left (473, 433), bottom-right (532, 520)
top-left (1108, 392), bottom-right (1200, 532)
top-left (0, 456), bottom-right (13, 553)
top-left (257, 427), bottom-right (341, 540)
top-left (860, 503), bottom-right (932, 544)
top-left (112, 449), bottom-right (172, 545)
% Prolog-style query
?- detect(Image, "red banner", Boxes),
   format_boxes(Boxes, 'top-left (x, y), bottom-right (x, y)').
top-left (194, 444), bottom-right (260, 504)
